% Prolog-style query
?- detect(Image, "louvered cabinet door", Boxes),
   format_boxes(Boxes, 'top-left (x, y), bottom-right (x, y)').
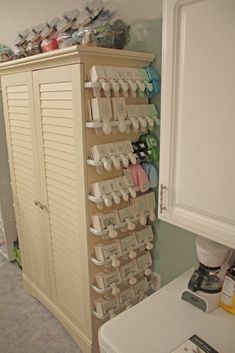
top-left (1, 72), bottom-right (51, 296)
top-left (33, 65), bottom-right (92, 340)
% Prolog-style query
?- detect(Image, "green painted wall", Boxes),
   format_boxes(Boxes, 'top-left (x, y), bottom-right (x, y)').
top-left (127, 18), bottom-right (198, 286)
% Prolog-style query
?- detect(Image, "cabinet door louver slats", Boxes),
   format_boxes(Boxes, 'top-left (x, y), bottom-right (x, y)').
top-left (1, 76), bottom-right (50, 295)
top-left (41, 108), bottom-right (73, 119)
top-left (8, 106), bottom-right (29, 114)
top-left (41, 81), bottom-right (83, 322)
top-left (33, 66), bottom-right (91, 337)
top-left (46, 177), bottom-right (76, 195)
top-left (44, 155), bottom-right (75, 171)
top-left (45, 162), bottom-right (75, 180)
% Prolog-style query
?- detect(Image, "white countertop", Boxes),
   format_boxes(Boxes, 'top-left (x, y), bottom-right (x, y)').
top-left (99, 269), bottom-right (235, 353)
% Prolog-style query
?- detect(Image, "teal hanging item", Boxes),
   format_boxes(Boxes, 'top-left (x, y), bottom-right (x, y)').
top-left (145, 66), bottom-right (160, 97)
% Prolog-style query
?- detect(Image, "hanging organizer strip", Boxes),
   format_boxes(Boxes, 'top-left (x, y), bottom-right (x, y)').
top-left (86, 98), bottom-right (159, 135)
top-left (85, 63), bottom-right (160, 324)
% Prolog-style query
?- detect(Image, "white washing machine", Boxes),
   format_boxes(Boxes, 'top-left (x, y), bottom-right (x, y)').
top-left (99, 269), bottom-right (235, 353)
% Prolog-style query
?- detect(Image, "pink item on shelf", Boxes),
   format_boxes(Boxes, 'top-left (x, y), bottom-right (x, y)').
top-left (126, 164), bottom-right (150, 192)
top-left (41, 37), bottom-right (58, 52)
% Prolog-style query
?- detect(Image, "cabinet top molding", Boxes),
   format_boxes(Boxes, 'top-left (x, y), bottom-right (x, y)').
top-left (0, 45), bottom-right (155, 75)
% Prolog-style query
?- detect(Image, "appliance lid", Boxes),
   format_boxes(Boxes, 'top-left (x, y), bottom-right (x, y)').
top-left (196, 236), bottom-right (231, 268)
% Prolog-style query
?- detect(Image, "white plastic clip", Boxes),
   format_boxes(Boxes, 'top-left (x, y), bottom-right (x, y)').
top-left (110, 79), bottom-right (120, 97)
top-left (111, 283), bottom-right (120, 296)
top-left (99, 79), bottom-right (111, 97)
top-left (145, 241), bottom-right (153, 251)
top-left (119, 153), bottom-right (129, 168)
top-left (126, 217), bottom-right (136, 231)
top-left (128, 153), bottom-right (137, 165)
top-left (136, 80), bottom-right (146, 93)
top-left (111, 192), bottom-right (121, 205)
top-left (144, 115), bottom-right (155, 129)
top-left (107, 224), bottom-right (118, 239)
top-left (101, 157), bottom-right (112, 172)
top-left (118, 79), bottom-right (129, 97)
top-left (127, 80), bottom-right (137, 98)
top-left (102, 117), bottom-right (112, 135)
top-left (117, 116), bottom-right (127, 133)
top-left (128, 273), bottom-right (137, 285)
top-left (139, 212), bottom-right (147, 226)
top-left (119, 188), bottom-right (129, 202)
top-left (144, 267), bottom-right (152, 276)
top-left (137, 116), bottom-right (147, 130)
top-left (110, 255), bottom-right (121, 268)
top-left (110, 155), bottom-right (121, 170)
top-left (102, 194), bottom-right (113, 208)
top-left (130, 117), bottom-right (140, 132)
top-left (127, 187), bottom-right (137, 198)
top-left (128, 247), bottom-right (137, 259)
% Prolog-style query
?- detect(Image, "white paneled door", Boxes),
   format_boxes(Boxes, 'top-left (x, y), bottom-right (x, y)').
top-left (159, 0), bottom-right (235, 248)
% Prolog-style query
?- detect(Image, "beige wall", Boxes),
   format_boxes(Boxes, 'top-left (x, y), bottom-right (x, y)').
top-left (0, 0), bottom-right (197, 285)
top-left (0, 0), bottom-right (162, 47)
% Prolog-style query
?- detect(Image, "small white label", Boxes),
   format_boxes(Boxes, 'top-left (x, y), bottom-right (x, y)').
top-left (106, 143), bottom-right (117, 156)
top-left (119, 262), bottom-right (137, 278)
top-left (221, 276), bottom-right (235, 305)
top-left (136, 252), bottom-right (152, 270)
top-left (136, 226), bottom-right (154, 243)
top-left (120, 233), bottom-right (137, 251)
top-left (96, 270), bottom-right (120, 289)
top-left (91, 144), bottom-right (108, 161)
top-left (123, 169), bottom-right (134, 187)
top-left (115, 141), bottom-right (126, 155)
top-left (100, 213), bottom-right (118, 229)
top-left (118, 206), bottom-right (134, 222)
top-left (106, 180), bottom-right (118, 193)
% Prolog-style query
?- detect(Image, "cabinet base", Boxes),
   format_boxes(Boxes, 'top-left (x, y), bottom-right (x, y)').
top-left (23, 275), bottom-right (93, 353)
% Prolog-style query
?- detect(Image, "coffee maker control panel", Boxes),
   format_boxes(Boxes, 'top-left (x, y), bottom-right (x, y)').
top-left (182, 290), bottom-right (207, 312)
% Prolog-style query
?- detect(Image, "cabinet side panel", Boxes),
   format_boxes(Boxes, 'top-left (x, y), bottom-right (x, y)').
top-left (33, 65), bottom-right (92, 342)
top-left (1, 73), bottom-right (51, 292)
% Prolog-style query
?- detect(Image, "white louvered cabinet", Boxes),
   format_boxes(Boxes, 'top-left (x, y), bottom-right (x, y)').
top-left (0, 46), bottom-right (154, 353)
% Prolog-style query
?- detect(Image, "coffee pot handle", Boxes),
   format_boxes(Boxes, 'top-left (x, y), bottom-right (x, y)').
top-left (188, 269), bottom-right (204, 292)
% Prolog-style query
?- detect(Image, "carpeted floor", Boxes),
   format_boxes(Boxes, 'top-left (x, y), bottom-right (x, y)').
top-left (0, 253), bottom-right (81, 353)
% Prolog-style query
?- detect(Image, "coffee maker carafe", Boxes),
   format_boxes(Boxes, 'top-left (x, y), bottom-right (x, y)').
top-left (182, 236), bottom-right (234, 312)
top-left (188, 264), bottom-right (223, 293)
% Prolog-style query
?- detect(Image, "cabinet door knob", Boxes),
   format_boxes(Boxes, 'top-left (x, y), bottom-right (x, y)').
top-left (34, 200), bottom-right (48, 211)
top-left (39, 204), bottom-right (48, 212)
